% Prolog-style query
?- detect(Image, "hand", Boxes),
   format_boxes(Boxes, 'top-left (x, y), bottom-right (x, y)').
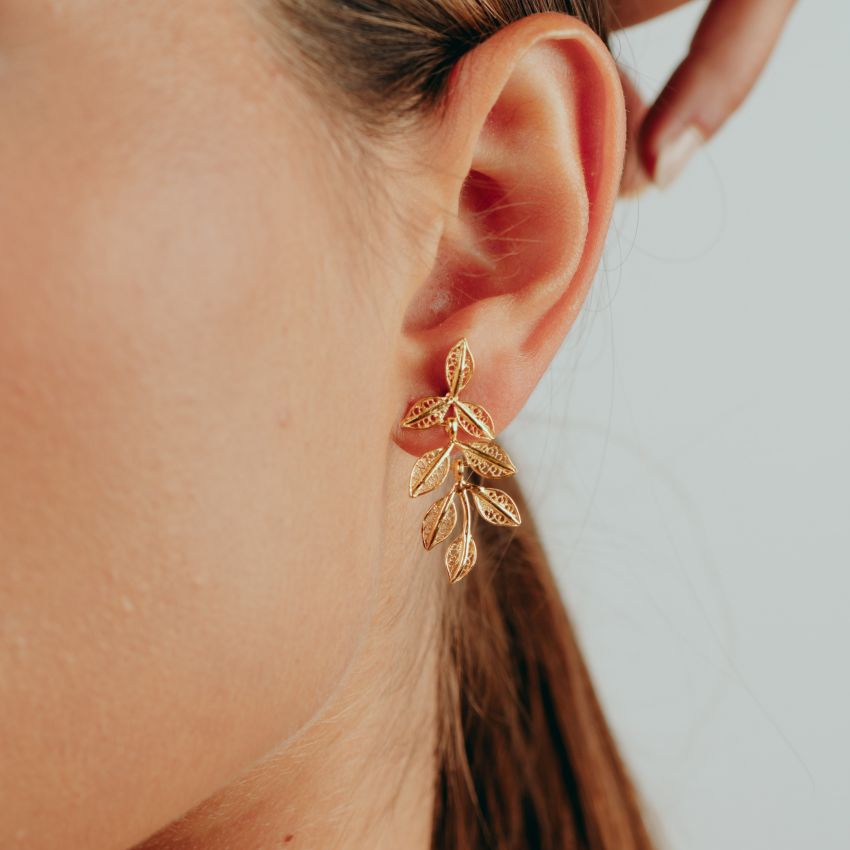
top-left (611, 0), bottom-right (798, 194)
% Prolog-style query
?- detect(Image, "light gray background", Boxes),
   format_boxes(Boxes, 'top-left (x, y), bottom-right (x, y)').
top-left (507, 3), bottom-right (850, 848)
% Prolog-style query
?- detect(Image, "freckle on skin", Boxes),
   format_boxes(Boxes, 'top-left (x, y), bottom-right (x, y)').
top-left (283, 835), bottom-right (294, 844)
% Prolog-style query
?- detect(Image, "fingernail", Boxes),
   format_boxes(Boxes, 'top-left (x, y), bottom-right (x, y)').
top-left (653, 124), bottom-right (705, 188)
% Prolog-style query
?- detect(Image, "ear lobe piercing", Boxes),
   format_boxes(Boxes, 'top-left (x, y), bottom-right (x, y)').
top-left (400, 338), bottom-right (521, 584)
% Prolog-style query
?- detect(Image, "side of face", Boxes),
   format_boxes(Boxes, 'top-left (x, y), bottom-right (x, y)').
top-left (0, 2), bottom-right (627, 846)
top-left (0, 3), bottom-right (399, 846)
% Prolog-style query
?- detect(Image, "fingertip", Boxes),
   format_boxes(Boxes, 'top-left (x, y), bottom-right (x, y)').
top-left (637, 91), bottom-right (707, 189)
top-left (651, 123), bottom-right (706, 188)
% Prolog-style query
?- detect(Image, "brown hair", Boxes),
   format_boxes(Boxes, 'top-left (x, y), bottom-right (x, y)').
top-left (264, 2), bottom-right (657, 848)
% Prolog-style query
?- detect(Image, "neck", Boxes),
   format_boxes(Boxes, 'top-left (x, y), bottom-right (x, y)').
top-left (135, 448), bottom-right (443, 850)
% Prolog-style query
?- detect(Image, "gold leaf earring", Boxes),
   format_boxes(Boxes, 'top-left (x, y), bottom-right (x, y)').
top-left (400, 338), bottom-right (522, 584)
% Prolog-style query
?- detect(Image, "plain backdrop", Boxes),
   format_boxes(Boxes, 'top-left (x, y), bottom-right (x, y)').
top-left (505, 3), bottom-right (850, 849)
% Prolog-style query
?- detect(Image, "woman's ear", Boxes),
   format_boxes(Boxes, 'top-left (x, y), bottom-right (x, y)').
top-left (395, 12), bottom-right (625, 452)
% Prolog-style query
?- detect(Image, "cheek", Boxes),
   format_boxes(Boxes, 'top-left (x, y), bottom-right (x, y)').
top-left (0, 37), bottom-right (390, 842)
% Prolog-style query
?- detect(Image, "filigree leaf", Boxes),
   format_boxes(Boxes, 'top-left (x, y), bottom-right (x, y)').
top-left (445, 534), bottom-right (477, 583)
top-left (421, 491), bottom-right (458, 550)
top-left (409, 445), bottom-right (452, 498)
top-left (401, 395), bottom-right (450, 430)
top-left (445, 338), bottom-right (474, 397)
top-left (471, 486), bottom-right (521, 527)
top-left (460, 441), bottom-right (516, 479)
top-left (454, 399), bottom-right (495, 441)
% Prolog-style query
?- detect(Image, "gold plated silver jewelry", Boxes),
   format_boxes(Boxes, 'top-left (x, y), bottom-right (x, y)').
top-left (400, 338), bottom-right (521, 583)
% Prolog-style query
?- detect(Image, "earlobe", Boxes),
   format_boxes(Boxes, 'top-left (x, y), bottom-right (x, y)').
top-left (395, 12), bottom-right (624, 454)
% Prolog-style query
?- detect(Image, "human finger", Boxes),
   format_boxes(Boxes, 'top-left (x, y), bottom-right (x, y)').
top-left (638, 0), bottom-right (798, 187)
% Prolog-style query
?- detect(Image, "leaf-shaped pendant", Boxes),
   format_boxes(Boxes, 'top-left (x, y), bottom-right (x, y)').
top-left (398, 339), bottom-right (520, 585)
top-left (401, 395), bottom-right (451, 430)
top-left (471, 486), bottom-right (521, 526)
top-left (454, 399), bottom-right (495, 441)
top-left (409, 446), bottom-right (452, 497)
top-left (445, 338), bottom-right (474, 397)
top-left (445, 534), bottom-right (477, 583)
top-left (421, 491), bottom-right (458, 550)
top-left (460, 441), bottom-right (516, 479)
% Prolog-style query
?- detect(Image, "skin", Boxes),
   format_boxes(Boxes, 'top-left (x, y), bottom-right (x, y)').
top-left (0, 2), bottom-right (793, 848)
